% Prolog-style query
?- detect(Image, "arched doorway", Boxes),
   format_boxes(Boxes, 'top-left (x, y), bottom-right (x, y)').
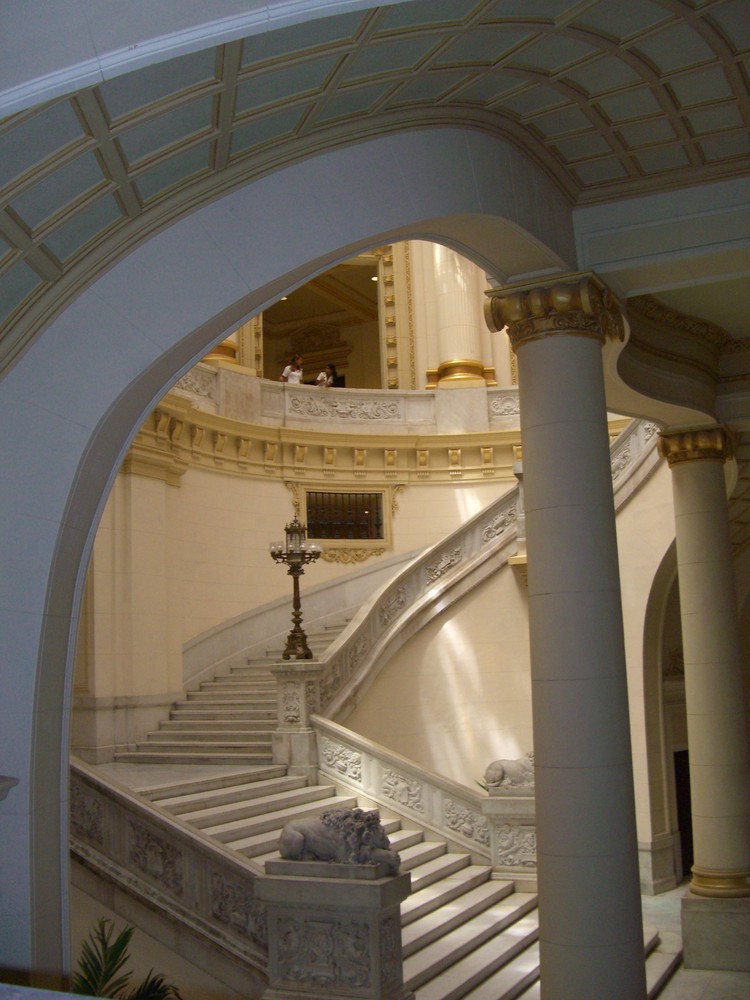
top-left (1, 127), bottom-right (572, 979)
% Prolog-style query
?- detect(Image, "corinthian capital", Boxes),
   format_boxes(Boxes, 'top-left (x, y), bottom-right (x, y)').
top-left (658, 427), bottom-right (733, 466)
top-left (484, 272), bottom-right (624, 352)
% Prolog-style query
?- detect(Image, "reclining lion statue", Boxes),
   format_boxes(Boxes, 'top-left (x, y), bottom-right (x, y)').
top-left (484, 751), bottom-right (535, 789)
top-left (279, 807), bottom-right (400, 874)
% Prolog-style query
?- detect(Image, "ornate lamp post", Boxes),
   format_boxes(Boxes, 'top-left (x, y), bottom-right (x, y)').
top-left (270, 516), bottom-right (321, 659)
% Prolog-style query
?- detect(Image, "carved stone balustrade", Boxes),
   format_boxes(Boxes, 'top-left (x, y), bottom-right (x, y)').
top-left (312, 717), bottom-right (538, 889)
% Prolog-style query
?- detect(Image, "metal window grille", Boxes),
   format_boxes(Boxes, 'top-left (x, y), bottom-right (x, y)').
top-left (306, 492), bottom-right (384, 540)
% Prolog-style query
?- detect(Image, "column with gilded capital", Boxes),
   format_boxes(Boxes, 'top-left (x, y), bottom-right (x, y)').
top-left (486, 275), bottom-right (646, 999)
top-left (425, 244), bottom-right (488, 386)
top-left (658, 429), bottom-right (750, 963)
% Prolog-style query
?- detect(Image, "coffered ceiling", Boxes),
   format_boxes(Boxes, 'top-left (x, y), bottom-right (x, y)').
top-left (0, 0), bottom-right (748, 369)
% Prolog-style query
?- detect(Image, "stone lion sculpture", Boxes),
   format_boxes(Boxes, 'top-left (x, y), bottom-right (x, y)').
top-left (484, 751), bottom-right (535, 789)
top-left (279, 807), bottom-right (400, 874)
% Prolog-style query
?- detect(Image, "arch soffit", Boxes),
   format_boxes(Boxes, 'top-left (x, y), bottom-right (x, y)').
top-left (18, 124), bottom-right (572, 714)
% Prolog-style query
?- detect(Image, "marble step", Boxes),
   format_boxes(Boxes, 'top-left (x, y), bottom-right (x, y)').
top-left (135, 739), bottom-right (272, 754)
top-left (403, 893), bottom-right (538, 993)
top-left (145, 729), bottom-right (273, 743)
top-left (185, 691), bottom-right (276, 703)
top-left (138, 765), bottom-right (286, 801)
top-left (152, 774), bottom-right (308, 813)
top-left (386, 827), bottom-right (429, 854)
top-left (403, 881), bottom-right (518, 958)
top-left (158, 719), bottom-right (274, 732)
top-left (407, 854), bottom-right (476, 894)
top-left (456, 939), bottom-right (540, 1000)
top-left (645, 946), bottom-right (682, 998)
top-left (178, 783), bottom-right (342, 828)
top-left (203, 677), bottom-right (277, 687)
top-left (511, 931), bottom-right (682, 1000)
top-left (206, 793), bottom-right (358, 845)
top-left (114, 749), bottom-right (274, 764)
top-left (398, 840), bottom-right (450, 872)
top-left (197, 682), bottom-right (278, 693)
top-left (402, 866), bottom-right (495, 925)
top-left (169, 707), bottom-right (276, 720)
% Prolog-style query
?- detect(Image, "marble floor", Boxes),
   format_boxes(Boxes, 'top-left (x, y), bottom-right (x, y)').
top-left (88, 762), bottom-right (750, 1000)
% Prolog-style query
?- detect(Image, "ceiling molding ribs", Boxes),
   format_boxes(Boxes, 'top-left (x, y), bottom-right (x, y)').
top-left (73, 90), bottom-right (142, 219)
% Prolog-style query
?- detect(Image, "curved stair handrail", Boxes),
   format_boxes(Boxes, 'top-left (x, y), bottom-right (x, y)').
top-left (314, 418), bottom-right (662, 719)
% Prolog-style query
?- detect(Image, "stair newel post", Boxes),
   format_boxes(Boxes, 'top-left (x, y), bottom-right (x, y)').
top-left (270, 661), bottom-right (323, 783)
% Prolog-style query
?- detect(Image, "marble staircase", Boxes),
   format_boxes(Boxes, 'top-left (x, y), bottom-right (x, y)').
top-left (140, 764), bottom-right (542, 998)
top-left (129, 764), bottom-right (678, 999)
top-left (114, 622), bottom-right (347, 765)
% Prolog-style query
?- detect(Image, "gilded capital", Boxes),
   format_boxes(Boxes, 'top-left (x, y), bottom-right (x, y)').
top-left (658, 427), bottom-right (732, 467)
top-left (484, 272), bottom-right (624, 352)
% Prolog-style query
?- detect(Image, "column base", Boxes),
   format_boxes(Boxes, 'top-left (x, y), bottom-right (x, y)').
top-left (682, 891), bottom-right (750, 970)
top-left (690, 864), bottom-right (750, 897)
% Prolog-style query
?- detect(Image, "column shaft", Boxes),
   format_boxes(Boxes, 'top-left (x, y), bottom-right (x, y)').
top-left (661, 434), bottom-right (750, 894)
top-left (486, 275), bottom-right (646, 999)
top-left (520, 334), bottom-right (646, 1000)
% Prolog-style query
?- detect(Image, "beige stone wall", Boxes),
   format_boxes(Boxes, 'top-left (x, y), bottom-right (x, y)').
top-left (344, 562), bottom-right (532, 788)
top-left (75, 466), bottom-right (506, 702)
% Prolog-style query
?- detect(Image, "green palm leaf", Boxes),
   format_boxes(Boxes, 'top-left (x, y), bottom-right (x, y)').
top-left (125, 970), bottom-right (184, 1000)
top-left (71, 918), bottom-right (134, 997)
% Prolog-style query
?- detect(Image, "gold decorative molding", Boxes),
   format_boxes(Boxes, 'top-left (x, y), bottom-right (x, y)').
top-left (507, 553), bottom-right (528, 588)
top-left (124, 392), bottom-right (525, 486)
top-left (437, 358), bottom-right (486, 384)
top-left (690, 865), bottom-right (750, 898)
top-left (628, 295), bottom-right (730, 350)
top-left (321, 547), bottom-right (386, 564)
top-left (658, 427), bottom-right (732, 466)
top-left (484, 272), bottom-right (624, 352)
top-left (404, 240), bottom-right (417, 389)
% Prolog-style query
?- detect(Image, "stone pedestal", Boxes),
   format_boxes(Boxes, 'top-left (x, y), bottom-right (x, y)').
top-left (256, 861), bottom-right (413, 999)
top-left (270, 661), bottom-right (322, 782)
top-left (682, 892), bottom-right (750, 971)
top-left (482, 790), bottom-right (537, 891)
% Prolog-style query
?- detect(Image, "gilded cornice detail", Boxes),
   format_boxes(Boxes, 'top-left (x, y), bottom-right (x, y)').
top-left (628, 295), bottom-right (730, 350)
top-left (658, 427), bottom-right (733, 466)
top-left (125, 394), bottom-right (520, 486)
top-left (321, 547), bottom-right (386, 564)
top-left (484, 273), bottom-right (624, 352)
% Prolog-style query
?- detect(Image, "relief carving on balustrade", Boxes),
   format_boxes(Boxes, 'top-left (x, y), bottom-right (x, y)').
top-left (128, 821), bottom-right (184, 895)
top-left (275, 916), bottom-right (371, 991)
top-left (382, 767), bottom-right (425, 814)
top-left (211, 872), bottom-right (268, 950)
top-left (320, 736), bottom-right (363, 783)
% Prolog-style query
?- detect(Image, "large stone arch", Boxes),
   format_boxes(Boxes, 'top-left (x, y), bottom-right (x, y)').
top-left (0, 126), bottom-right (574, 982)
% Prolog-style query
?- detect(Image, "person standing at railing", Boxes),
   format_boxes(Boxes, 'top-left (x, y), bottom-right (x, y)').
top-left (281, 354), bottom-right (303, 383)
top-left (316, 363), bottom-right (337, 388)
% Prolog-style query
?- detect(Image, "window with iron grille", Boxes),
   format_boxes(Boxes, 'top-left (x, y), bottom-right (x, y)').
top-left (306, 491), bottom-right (384, 540)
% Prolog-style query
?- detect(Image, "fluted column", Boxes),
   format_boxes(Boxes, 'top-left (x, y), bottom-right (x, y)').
top-left (659, 429), bottom-right (750, 898)
top-left (486, 274), bottom-right (646, 999)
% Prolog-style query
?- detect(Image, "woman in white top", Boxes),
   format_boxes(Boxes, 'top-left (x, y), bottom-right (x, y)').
top-left (315, 363), bottom-right (337, 388)
top-left (280, 354), bottom-right (303, 384)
